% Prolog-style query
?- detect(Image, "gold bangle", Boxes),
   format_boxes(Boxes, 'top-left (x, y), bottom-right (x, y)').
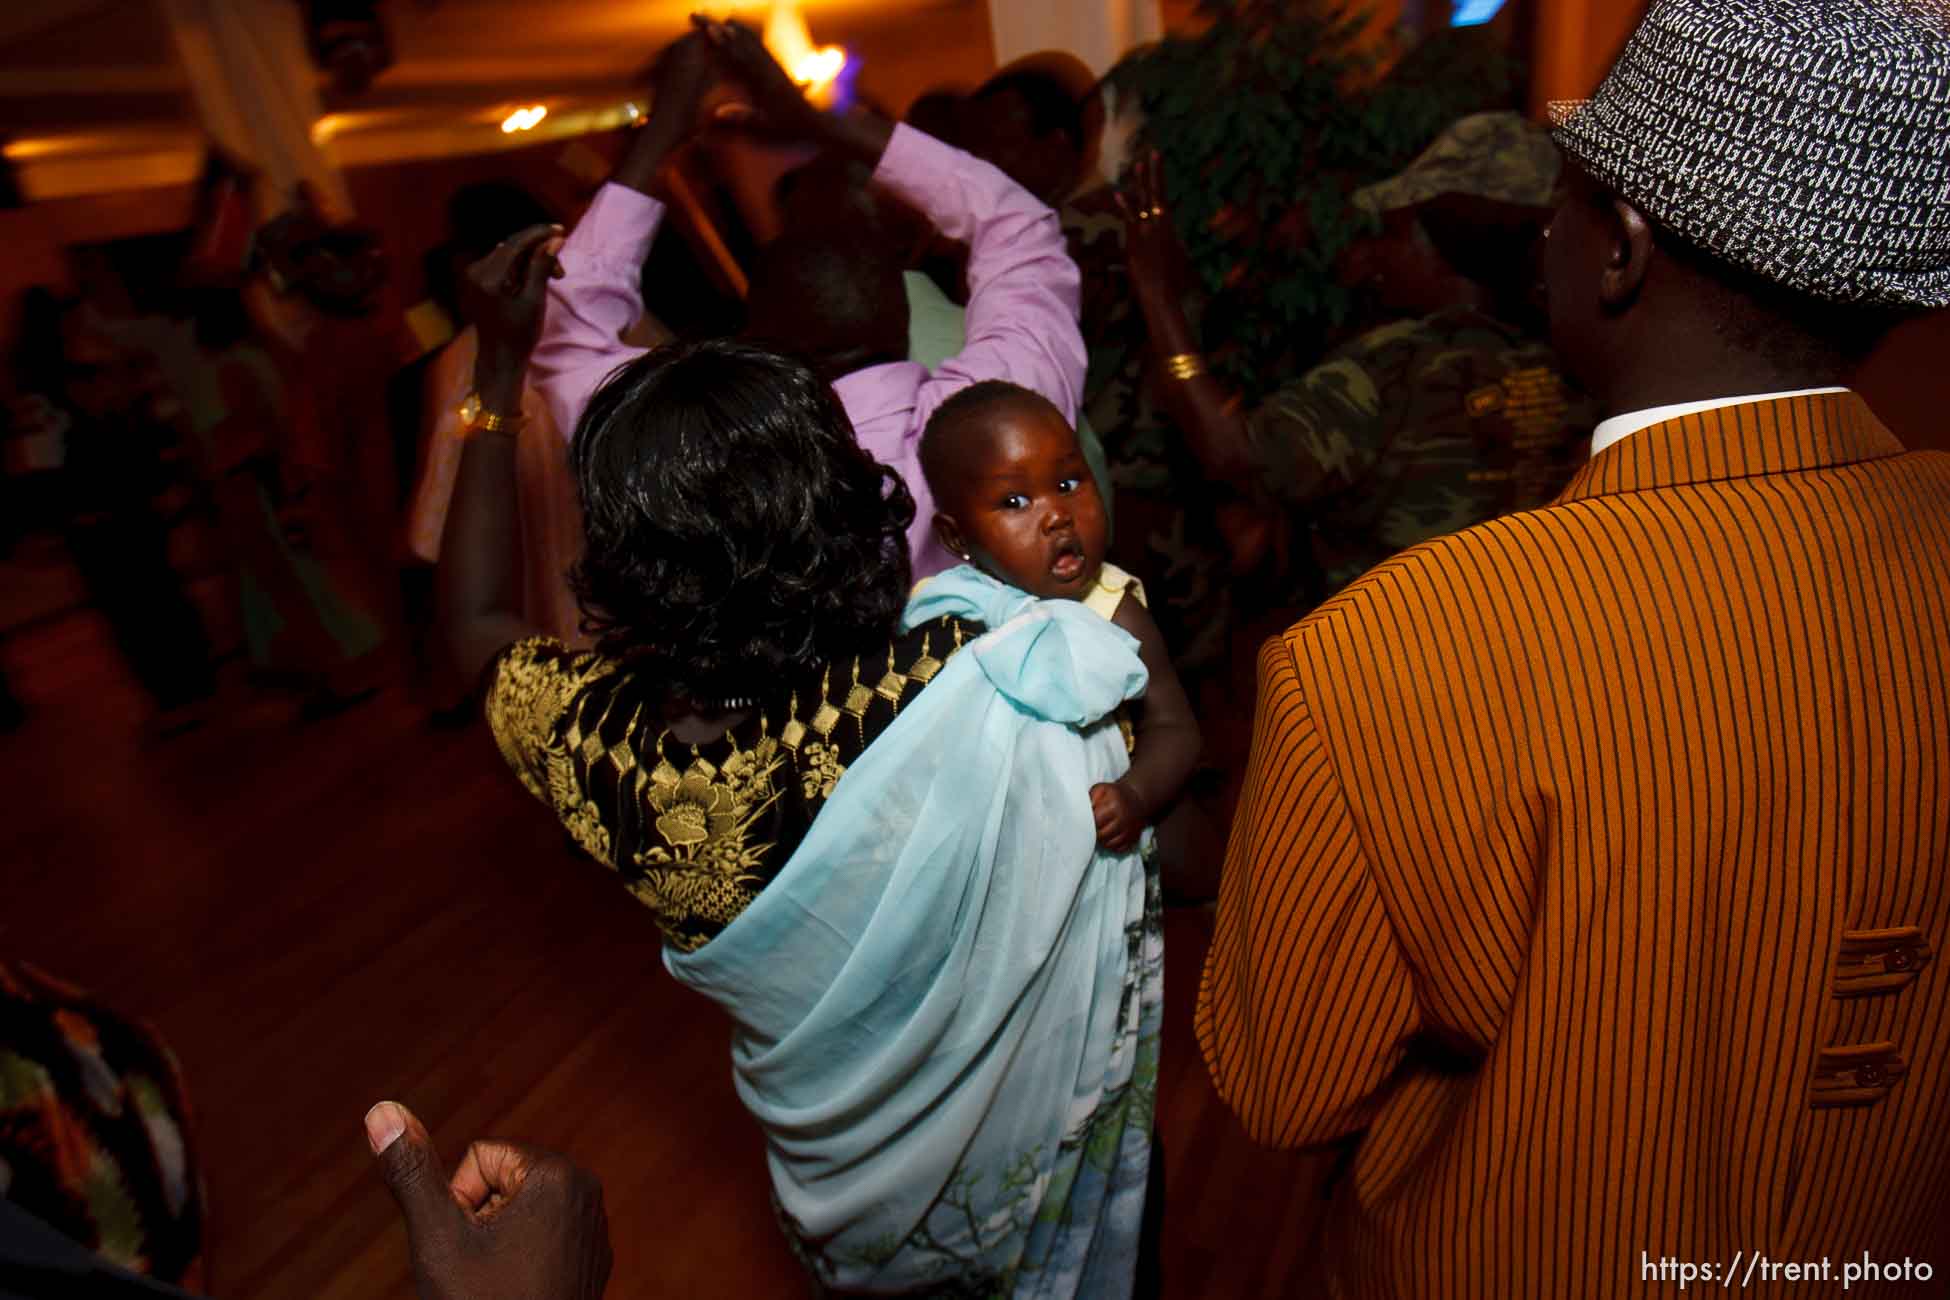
top-left (469, 409), bottom-right (523, 436)
top-left (458, 392), bottom-right (524, 436)
top-left (1162, 351), bottom-right (1206, 382)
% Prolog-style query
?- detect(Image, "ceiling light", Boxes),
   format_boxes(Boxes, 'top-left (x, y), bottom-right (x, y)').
top-left (500, 105), bottom-right (548, 134)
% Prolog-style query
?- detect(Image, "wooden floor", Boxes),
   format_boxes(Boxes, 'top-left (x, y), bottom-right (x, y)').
top-left (0, 581), bottom-right (1338, 1299)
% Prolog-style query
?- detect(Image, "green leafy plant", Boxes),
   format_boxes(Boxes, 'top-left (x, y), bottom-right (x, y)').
top-left (1114, 0), bottom-right (1521, 400)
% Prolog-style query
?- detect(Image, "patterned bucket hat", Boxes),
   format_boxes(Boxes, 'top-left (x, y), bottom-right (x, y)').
top-left (1352, 111), bottom-right (1562, 216)
top-left (1550, 0), bottom-right (1950, 309)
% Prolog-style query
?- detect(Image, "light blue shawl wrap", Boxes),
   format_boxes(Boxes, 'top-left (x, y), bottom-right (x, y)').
top-left (664, 565), bottom-right (1165, 1297)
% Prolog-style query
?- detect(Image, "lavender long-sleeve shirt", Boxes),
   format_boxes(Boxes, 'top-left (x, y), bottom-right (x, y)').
top-left (529, 124), bottom-right (1087, 580)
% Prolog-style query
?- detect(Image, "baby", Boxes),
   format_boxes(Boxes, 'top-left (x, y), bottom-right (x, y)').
top-left (920, 380), bottom-right (1201, 851)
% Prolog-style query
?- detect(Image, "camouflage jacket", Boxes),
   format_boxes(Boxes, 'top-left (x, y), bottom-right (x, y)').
top-left (1247, 307), bottom-right (1597, 593)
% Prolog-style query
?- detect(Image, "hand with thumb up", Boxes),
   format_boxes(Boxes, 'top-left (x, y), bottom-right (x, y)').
top-left (365, 1100), bottom-right (612, 1300)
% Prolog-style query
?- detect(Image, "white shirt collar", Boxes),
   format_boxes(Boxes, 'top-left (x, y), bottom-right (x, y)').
top-left (1589, 388), bottom-right (1851, 459)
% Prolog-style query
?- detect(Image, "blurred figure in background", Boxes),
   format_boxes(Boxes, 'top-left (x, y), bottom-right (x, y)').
top-left (901, 88), bottom-right (964, 150)
top-left (54, 231), bottom-right (391, 722)
top-left (42, 298), bottom-right (217, 736)
top-left (252, 202), bottom-right (412, 664)
top-left (180, 289), bottom-right (386, 717)
top-left (1120, 113), bottom-right (1594, 605)
top-left (3, 309), bottom-right (75, 558)
top-left (955, 56), bottom-right (1096, 209)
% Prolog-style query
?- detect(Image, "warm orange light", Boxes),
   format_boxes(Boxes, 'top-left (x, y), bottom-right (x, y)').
top-left (794, 45), bottom-right (847, 92)
top-left (763, 0), bottom-right (846, 103)
top-left (500, 105), bottom-right (548, 134)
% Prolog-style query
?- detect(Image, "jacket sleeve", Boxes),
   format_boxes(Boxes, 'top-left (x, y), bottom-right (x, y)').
top-left (528, 182), bottom-right (664, 446)
top-left (1195, 634), bottom-right (1423, 1146)
top-left (868, 125), bottom-right (1086, 434)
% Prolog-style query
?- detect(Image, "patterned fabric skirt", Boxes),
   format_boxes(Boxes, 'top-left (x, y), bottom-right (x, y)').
top-left (0, 961), bottom-right (205, 1288)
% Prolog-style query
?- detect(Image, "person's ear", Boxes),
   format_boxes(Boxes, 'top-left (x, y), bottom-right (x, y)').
top-left (1601, 197), bottom-right (1654, 310)
top-left (932, 512), bottom-right (969, 563)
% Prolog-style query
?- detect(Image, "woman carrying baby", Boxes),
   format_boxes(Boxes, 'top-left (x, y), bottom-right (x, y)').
top-left (438, 226), bottom-right (1162, 1298)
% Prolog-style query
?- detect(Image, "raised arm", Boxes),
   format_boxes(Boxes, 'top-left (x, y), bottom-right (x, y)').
top-left (1117, 151), bottom-right (1257, 491)
top-left (437, 226), bottom-right (563, 688)
top-left (1118, 152), bottom-right (1369, 576)
top-left (528, 33), bottom-right (717, 442)
top-left (887, 130), bottom-right (1086, 429)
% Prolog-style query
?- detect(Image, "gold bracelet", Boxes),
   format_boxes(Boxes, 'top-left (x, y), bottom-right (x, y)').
top-left (470, 409), bottom-right (523, 437)
top-left (458, 392), bottom-right (525, 437)
top-left (1162, 351), bottom-right (1206, 382)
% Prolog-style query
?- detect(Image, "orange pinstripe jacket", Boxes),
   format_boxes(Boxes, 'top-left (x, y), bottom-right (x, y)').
top-left (1199, 393), bottom-right (1950, 1299)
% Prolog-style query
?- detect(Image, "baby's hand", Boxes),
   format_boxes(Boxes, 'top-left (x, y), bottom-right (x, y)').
top-left (1090, 781), bottom-right (1145, 853)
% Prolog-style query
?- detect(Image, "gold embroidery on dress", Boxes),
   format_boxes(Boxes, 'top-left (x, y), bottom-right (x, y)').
top-left (552, 768), bottom-right (614, 867)
top-left (909, 632), bottom-right (943, 685)
top-left (634, 730), bottom-right (787, 951)
top-left (780, 691), bottom-right (807, 751)
top-left (498, 623), bottom-right (977, 953)
top-left (842, 655), bottom-right (874, 718)
top-left (570, 689), bottom-right (625, 768)
top-left (809, 664), bottom-right (842, 739)
top-left (800, 741), bottom-right (846, 801)
top-left (604, 700), bottom-right (643, 776)
top-left (874, 645), bottom-right (906, 714)
top-left (487, 640), bottom-right (603, 803)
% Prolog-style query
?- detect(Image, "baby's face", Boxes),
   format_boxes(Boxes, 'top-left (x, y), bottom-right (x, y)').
top-left (946, 402), bottom-right (1107, 600)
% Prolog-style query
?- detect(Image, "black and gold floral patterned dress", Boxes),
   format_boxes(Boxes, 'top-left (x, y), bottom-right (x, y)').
top-left (485, 614), bottom-right (980, 953)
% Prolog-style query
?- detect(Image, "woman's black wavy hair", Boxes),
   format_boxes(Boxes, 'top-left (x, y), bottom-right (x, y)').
top-left (568, 339), bottom-right (915, 705)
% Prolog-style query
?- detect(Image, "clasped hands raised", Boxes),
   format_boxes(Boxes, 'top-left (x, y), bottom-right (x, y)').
top-left (460, 13), bottom-right (853, 400)
top-left (648, 14), bottom-right (829, 146)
